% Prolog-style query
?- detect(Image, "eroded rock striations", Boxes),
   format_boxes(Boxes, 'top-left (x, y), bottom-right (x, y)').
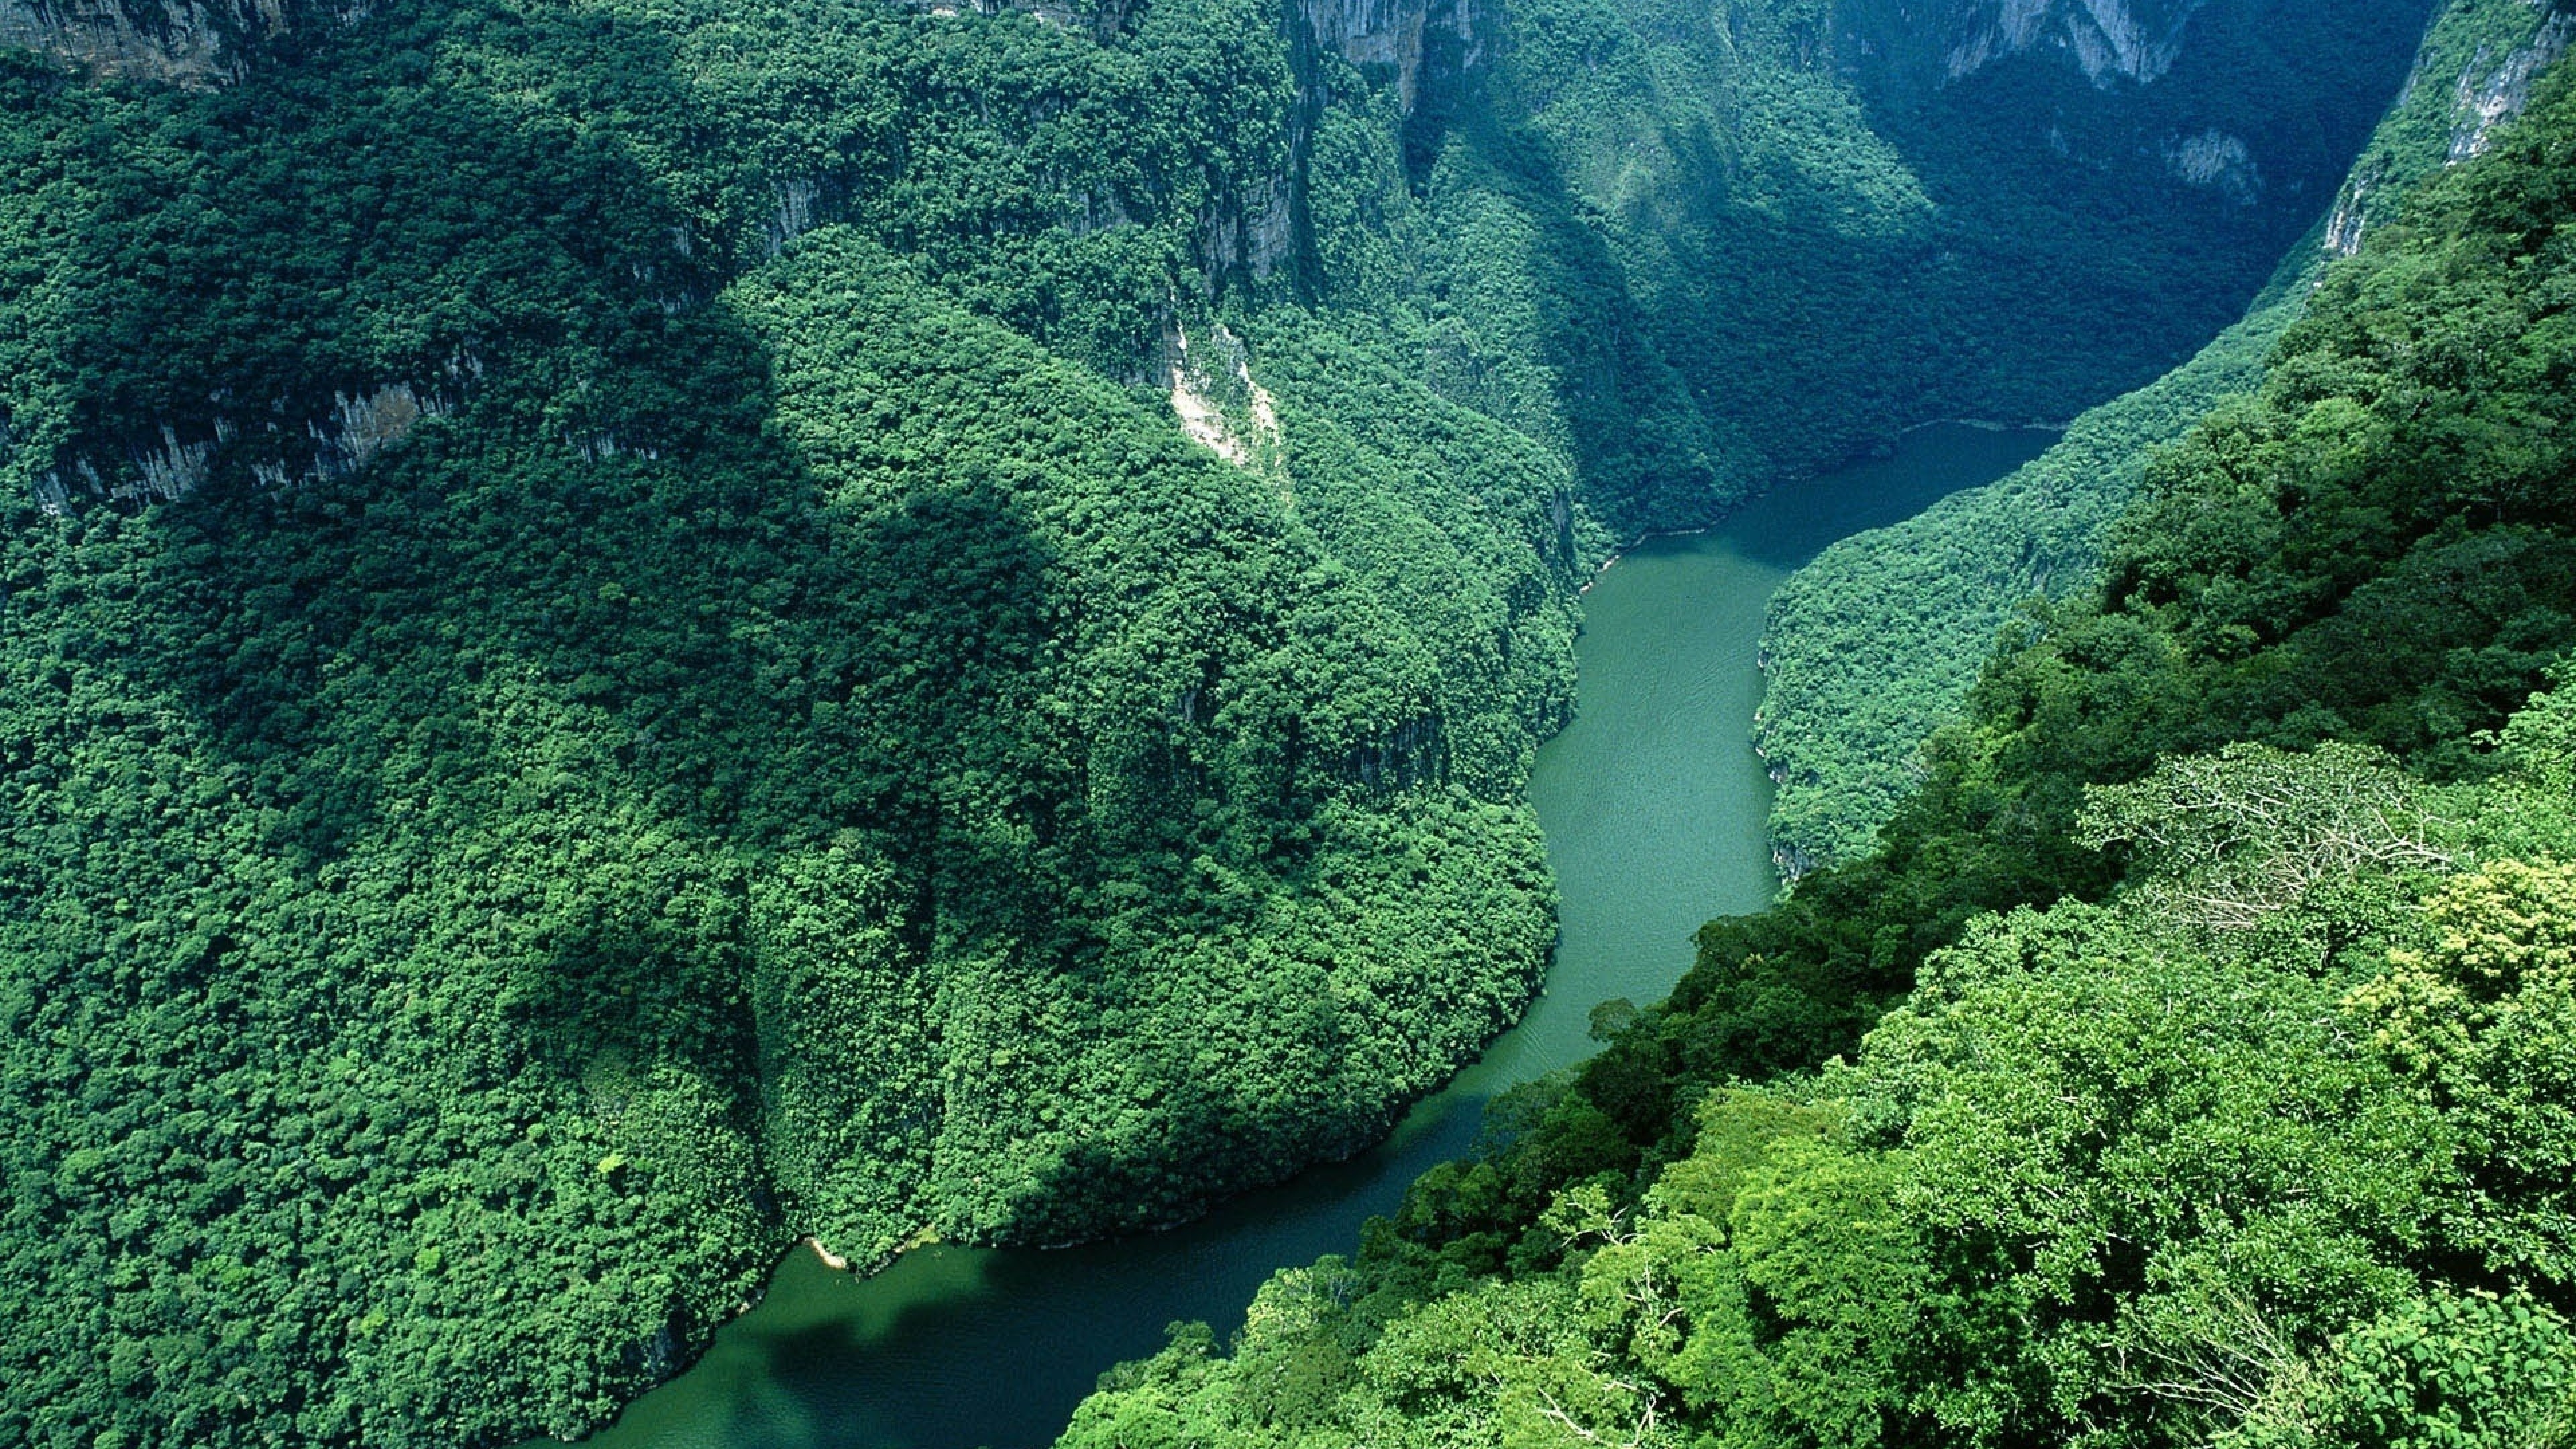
top-left (0, 0), bottom-right (339, 83)
top-left (1835, 0), bottom-right (2206, 87)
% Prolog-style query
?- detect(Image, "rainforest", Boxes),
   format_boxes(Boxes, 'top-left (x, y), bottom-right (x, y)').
top-left (5, 0), bottom-right (2575, 1444)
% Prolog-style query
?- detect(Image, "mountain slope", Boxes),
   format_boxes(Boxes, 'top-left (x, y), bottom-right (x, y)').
top-left (0, 0), bottom-right (2453, 1442)
top-left (1061, 38), bottom-right (2576, 1448)
top-left (1756, 0), bottom-right (2575, 877)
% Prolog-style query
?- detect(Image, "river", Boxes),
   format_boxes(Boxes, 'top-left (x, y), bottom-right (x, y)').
top-left (568, 422), bottom-right (2055, 1449)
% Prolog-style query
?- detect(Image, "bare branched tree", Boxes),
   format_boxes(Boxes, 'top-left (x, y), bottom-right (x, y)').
top-left (2081, 741), bottom-right (2454, 932)
top-left (2107, 1289), bottom-right (2322, 1442)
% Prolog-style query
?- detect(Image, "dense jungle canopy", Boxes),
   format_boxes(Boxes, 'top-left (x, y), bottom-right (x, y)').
top-left (4, 0), bottom-right (2569, 1444)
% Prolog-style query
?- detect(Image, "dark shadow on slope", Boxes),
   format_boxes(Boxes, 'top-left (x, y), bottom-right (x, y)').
top-left (1440, 112), bottom-right (1743, 533)
top-left (10, 5), bottom-right (1574, 1442)
top-left (5, 9), bottom-right (1078, 1442)
top-left (1828, 0), bottom-right (2444, 404)
top-left (1406, 0), bottom-right (2440, 532)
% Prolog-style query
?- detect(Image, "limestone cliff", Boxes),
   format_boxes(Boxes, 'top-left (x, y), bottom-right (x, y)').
top-left (1834, 0), bottom-right (2206, 87)
top-left (1935, 0), bottom-right (2204, 83)
top-left (2324, 0), bottom-right (2574, 257)
top-left (0, 0), bottom-right (313, 84)
top-left (1298, 0), bottom-right (1485, 113)
top-left (1752, 0), bottom-right (2559, 883)
top-left (2449, 3), bottom-right (2576, 160)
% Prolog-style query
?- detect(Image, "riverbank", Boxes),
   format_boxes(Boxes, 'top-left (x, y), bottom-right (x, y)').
top-left (560, 424), bottom-right (2049, 1449)
top-left (1580, 418), bottom-right (2070, 594)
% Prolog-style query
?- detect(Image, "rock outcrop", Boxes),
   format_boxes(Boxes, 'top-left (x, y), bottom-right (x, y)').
top-left (1939, 0), bottom-right (2204, 84)
top-left (1836, 0), bottom-right (2207, 88)
top-left (2165, 126), bottom-right (2257, 202)
top-left (0, 0), bottom-right (311, 85)
top-left (1298, 0), bottom-right (1485, 113)
top-left (1164, 321), bottom-right (1283, 470)
top-left (2449, 5), bottom-right (2576, 160)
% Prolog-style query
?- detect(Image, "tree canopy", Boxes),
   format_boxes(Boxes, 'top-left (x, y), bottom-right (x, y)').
top-left (1062, 44), bottom-right (2576, 1449)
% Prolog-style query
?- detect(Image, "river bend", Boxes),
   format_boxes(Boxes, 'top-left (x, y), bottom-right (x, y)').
top-left (568, 422), bottom-right (2055, 1449)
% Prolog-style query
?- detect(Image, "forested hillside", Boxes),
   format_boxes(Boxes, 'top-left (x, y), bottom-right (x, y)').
top-left (1065, 50), bottom-right (2576, 1447)
top-left (1347, 0), bottom-right (2437, 528)
top-left (1756, 0), bottom-right (2574, 877)
top-left (0, 6), bottom-right (1589, 1440)
top-left (0, 0), bottom-right (2451, 1443)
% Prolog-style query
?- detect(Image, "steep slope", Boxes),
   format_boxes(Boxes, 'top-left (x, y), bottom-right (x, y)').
top-left (0, 0), bottom-right (2449, 1444)
top-left (1062, 43), bottom-right (2576, 1447)
top-left (1364, 0), bottom-right (2436, 531)
top-left (1758, 0), bottom-right (2573, 877)
top-left (0, 7), bottom-right (1582, 1441)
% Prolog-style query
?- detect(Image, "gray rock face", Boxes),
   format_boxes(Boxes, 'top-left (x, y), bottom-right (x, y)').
top-left (2165, 126), bottom-right (2258, 202)
top-left (2449, 7), bottom-right (2576, 160)
top-left (1939, 0), bottom-right (2205, 83)
top-left (1837, 0), bottom-right (2207, 87)
top-left (0, 0), bottom-right (303, 85)
top-left (1298, 0), bottom-right (1485, 112)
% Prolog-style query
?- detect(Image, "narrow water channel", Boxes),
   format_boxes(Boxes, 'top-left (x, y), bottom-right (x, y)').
top-left (569, 423), bottom-right (2055, 1449)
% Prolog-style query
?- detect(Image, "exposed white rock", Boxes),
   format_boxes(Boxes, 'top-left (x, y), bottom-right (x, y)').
top-left (2324, 5), bottom-right (2574, 261)
top-left (565, 431), bottom-right (661, 465)
top-left (2324, 168), bottom-right (2375, 256)
top-left (132, 425), bottom-right (213, 502)
top-left (1942, 0), bottom-right (2204, 86)
top-left (325, 384), bottom-right (434, 473)
top-left (1166, 322), bottom-right (1281, 470)
top-left (35, 377), bottom-right (456, 508)
top-left (2164, 127), bottom-right (2257, 203)
top-left (2450, 8), bottom-right (2576, 161)
top-left (250, 381), bottom-right (452, 487)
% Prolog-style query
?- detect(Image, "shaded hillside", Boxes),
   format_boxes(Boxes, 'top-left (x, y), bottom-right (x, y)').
top-left (0, 0), bottom-right (2449, 1442)
top-left (1063, 40), bottom-right (2576, 1449)
top-left (1758, 0), bottom-right (2571, 877)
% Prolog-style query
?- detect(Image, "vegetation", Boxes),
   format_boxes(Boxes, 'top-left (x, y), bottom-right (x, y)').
top-left (1063, 50), bottom-right (2576, 1449)
top-left (1353, 0), bottom-right (2435, 533)
top-left (1752, 0), bottom-right (2567, 877)
top-left (1, 4), bottom-right (1583, 1440)
top-left (0, 0), bottom-right (2458, 1442)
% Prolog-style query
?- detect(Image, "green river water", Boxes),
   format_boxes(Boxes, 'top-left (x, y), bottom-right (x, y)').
top-left (568, 422), bottom-right (2055, 1449)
